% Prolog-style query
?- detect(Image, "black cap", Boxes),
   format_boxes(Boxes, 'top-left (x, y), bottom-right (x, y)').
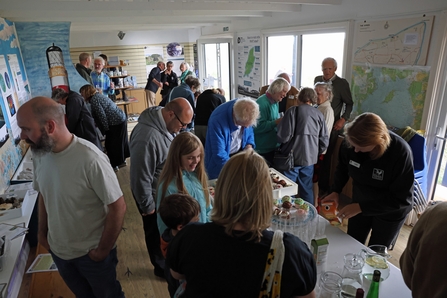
top-left (373, 270), bottom-right (381, 282)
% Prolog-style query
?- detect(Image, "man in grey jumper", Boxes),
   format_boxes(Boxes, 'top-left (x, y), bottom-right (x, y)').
top-left (129, 97), bottom-right (193, 277)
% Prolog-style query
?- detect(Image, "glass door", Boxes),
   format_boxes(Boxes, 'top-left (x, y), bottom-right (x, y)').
top-left (198, 40), bottom-right (232, 100)
top-left (425, 21), bottom-right (447, 201)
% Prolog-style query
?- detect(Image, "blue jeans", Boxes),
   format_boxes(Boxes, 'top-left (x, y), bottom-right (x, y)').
top-left (50, 247), bottom-right (124, 298)
top-left (283, 165), bottom-right (314, 205)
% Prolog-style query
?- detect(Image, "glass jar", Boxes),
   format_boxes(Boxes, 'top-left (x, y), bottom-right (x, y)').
top-left (341, 253), bottom-right (364, 298)
top-left (317, 271), bottom-right (342, 298)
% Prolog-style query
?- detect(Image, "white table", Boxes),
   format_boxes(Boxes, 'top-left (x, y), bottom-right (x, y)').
top-left (322, 218), bottom-right (411, 297)
top-left (0, 190), bottom-right (38, 298)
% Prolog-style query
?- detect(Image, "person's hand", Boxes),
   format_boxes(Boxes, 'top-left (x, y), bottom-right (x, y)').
top-left (333, 118), bottom-right (346, 131)
top-left (158, 82), bottom-right (163, 88)
top-left (142, 209), bottom-right (156, 216)
top-left (110, 82), bottom-right (115, 89)
top-left (88, 248), bottom-right (109, 262)
top-left (338, 203), bottom-right (362, 220)
top-left (320, 192), bottom-right (340, 208)
top-left (275, 117), bottom-right (283, 125)
top-left (165, 82), bottom-right (169, 86)
top-left (244, 144), bottom-right (253, 150)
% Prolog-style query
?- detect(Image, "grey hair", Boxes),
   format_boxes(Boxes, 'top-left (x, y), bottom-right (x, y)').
top-left (298, 87), bottom-right (317, 105)
top-left (233, 97), bottom-right (260, 127)
top-left (322, 57), bottom-right (337, 69)
top-left (267, 77), bottom-right (290, 95)
top-left (79, 52), bottom-right (90, 62)
top-left (314, 82), bottom-right (334, 102)
top-left (94, 57), bottom-right (105, 65)
top-left (51, 88), bottom-right (69, 102)
top-left (180, 62), bottom-right (190, 70)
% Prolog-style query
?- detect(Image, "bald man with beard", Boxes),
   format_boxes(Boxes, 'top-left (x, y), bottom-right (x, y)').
top-left (17, 96), bottom-right (126, 297)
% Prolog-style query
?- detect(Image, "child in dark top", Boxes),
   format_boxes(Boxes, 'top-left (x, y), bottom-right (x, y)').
top-left (158, 193), bottom-right (200, 297)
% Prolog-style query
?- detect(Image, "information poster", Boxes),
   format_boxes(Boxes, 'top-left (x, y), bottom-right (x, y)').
top-left (0, 55), bottom-right (21, 143)
top-left (7, 54), bottom-right (30, 106)
top-left (0, 56), bottom-right (11, 147)
top-left (144, 46), bottom-right (165, 78)
top-left (236, 32), bottom-right (261, 98)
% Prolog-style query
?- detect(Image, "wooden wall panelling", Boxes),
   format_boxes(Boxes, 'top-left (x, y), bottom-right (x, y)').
top-left (70, 43), bottom-right (196, 89)
top-left (70, 46), bottom-right (147, 87)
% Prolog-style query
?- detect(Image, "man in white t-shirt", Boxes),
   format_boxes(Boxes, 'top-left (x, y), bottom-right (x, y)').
top-left (17, 97), bottom-right (126, 298)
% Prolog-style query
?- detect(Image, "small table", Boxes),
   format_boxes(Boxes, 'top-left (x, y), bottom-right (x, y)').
top-left (115, 100), bottom-right (132, 117)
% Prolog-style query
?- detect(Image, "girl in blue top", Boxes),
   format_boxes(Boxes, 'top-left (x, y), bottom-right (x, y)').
top-left (156, 132), bottom-right (212, 234)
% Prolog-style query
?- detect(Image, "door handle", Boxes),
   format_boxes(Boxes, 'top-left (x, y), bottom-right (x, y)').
top-left (434, 126), bottom-right (447, 149)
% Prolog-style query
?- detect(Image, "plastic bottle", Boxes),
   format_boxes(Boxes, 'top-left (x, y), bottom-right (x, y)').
top-left (355, 288), bottom-right (365, 298)
top-left (366, 270), bottom-right (381, 298)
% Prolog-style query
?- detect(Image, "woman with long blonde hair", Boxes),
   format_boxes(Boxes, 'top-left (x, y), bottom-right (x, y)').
top-left (156, 132), bottom-right (211, 234)
top-left (167, 149), bottom-right (317, 298)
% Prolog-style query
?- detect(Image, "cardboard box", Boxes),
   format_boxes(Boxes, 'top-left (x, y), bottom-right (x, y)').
top-left (0, 186), bottom-right (32, 222)
top-left (209, 170), bottom-right (299, 200)
top-left (311, 236), bottom-right (329, 266)
top-left (269, 168), bottom-right (298, 199)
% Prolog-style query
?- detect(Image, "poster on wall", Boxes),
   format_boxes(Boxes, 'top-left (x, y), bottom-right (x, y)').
top-left (7, 54), bottom-right (30, 106)
top-left (236, 32), bottom-right (261, 98)
top-left (351, 64), bottom-right (430, 129)
top-left (353, 15), bottom-right (434, 66)
top-left (144, 46), bottom-right (165, 78)
top-left (0, 55), bottom-right (21, 143)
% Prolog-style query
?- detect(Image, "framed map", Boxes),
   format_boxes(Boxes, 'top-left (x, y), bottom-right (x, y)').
top-left (236, 32), bottom-right (261, 98)
top-left (351, 64), bottom-right (430, 129)
top-left (353, 15), bottom-right (434, 66)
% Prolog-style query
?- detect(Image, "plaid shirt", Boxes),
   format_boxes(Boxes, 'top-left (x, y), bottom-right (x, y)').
top-left (91, 71), bottom-right (115, 95)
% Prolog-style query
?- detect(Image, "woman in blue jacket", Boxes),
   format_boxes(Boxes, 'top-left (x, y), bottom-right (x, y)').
top-left (156, 132), bottom-right (212, 235)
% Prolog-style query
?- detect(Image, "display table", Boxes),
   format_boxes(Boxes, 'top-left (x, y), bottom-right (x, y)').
top-left (115, 100), bottom-right (133, 117)
top-left (323, 218), bottom-right (411, 297)
top-left (0, 190), bottom-right (38, 298)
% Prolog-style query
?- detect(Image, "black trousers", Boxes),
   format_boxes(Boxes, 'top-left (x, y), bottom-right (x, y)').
top-left (105, 121), bottom-right (130, 167)
top-left (318, 129), bottom-right (339, 191)
top-left (347, 213), bottom-right (407, 248)
top-left (134, 200), bottom-right (165, 274)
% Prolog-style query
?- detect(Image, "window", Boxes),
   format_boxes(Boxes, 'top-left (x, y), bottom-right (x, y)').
top-left (266, 31), bottom-right (346, 89)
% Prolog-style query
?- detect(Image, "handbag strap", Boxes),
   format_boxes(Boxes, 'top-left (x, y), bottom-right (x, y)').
top-left (259, 230), bottom-right (285, 298)
top-left (279, 106), bottom-right (301, 155)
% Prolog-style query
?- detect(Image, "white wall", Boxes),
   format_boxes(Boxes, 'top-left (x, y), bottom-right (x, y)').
top-left (70, 27), bottom-right (201, 48)
top-left (201, 0), bottom-right (447, 36)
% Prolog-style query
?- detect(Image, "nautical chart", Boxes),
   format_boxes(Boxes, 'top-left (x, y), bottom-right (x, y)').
top-left (353, 15), bottom-right (434, 66)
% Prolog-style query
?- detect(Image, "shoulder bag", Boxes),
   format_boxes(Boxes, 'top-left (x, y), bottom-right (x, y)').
top-left (259, 230), bottom-right (285, 298)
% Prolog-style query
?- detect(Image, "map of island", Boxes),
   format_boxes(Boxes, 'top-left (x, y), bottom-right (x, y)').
top-left (244, 47), bottom-right (255, 77)
top-left (353, 16), bottom-right (433, 66)
top-left (351, 64), bottom-right (430, 129)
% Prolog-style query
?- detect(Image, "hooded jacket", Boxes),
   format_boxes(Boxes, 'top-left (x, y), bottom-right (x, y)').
top-left (129, 107), bottom-right (174, 213)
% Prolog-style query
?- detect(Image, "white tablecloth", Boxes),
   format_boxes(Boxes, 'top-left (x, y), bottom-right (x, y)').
top-left (321, 218), bottom-right (412, 297)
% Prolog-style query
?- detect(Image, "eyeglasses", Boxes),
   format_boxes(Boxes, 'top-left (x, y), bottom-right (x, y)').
top-left (174, 112), bottom-right (188, 127)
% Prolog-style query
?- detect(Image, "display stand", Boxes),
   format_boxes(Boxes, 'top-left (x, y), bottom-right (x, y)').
top-left (105, 64), bottom-right (131, 102)
top-left (0, 190), bottom-right (38, 298)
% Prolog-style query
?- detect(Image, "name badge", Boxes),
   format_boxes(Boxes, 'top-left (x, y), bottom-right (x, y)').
top-left (288, 95), bottom-right (295, 99)
top-left (349, 160), bottom-right (360, 168)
